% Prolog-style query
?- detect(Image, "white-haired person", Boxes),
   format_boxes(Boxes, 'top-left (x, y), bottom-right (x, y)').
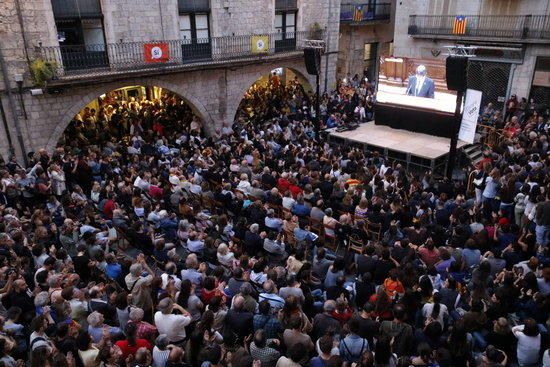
top-left (406, 64), bottom-right (435, 98)
top-left (124, 253), bottom-right (154, 322)
top-left (216, 243), bottom-right (236, 268)
top-left (129, 307), bottom-right (158, 343)
top-left (87, 311), bottom-right (123, 343)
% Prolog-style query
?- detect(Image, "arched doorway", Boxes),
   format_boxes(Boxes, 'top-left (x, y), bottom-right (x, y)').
top-left (57, 85), bottom-right (205, 150)
top-left (234, 67), bottom-right (314, 123)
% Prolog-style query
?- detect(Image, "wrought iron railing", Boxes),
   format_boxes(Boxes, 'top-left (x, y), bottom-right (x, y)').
top-left (40, 30), bottom-right (321, 77)
top-left (340, 2), bottom-right (391, 23)
top-left (408, 15), bottom-right (550, 40)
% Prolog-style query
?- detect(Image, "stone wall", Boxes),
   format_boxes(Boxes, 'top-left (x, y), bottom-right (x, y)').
top-left (210, 0), bottom-right (275, 37)
top-left (101, 0), bottom-right (179, 43)
top-left (0, 57), bottom-right (316, 162)
top-left (0, 0), bottom-right (58, 90)
top-left (511, 45), bottom-right (550, 100)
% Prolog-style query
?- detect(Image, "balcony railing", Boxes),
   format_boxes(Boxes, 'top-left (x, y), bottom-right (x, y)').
top-left (340, 2), bottom-right (391, 23)
top-left (408, 15), bottom-right (550, 41)
top-left (40, 30), bottom-right (321, 79)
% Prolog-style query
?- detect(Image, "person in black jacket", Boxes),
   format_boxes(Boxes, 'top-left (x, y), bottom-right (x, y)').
top-left (224, 295), bottom-right (253, 345)
top-left (244, 224), bottom-right (264, 256)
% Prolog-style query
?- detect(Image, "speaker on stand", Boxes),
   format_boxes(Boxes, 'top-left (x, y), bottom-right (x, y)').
top-left (304, 48), bottom-right (321, 76)
top-left (446, 56), bottom-right (468, 92)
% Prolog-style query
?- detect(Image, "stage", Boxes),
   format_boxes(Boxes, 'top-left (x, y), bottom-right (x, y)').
top-left (327, 123), bottom-right (468, 172)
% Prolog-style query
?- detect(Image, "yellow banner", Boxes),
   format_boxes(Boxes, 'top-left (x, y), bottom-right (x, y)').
top-left (251, 36), bottom-right (269, 53)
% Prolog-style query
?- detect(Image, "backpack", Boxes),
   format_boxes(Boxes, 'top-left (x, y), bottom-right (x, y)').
top-left (341, 338), bottom-right (366, 363)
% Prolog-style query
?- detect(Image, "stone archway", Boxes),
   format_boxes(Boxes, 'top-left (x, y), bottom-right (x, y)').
top-left (44, 77), bottom-right (215, 153)
top-left (226, 61), bottom-right (316, 127)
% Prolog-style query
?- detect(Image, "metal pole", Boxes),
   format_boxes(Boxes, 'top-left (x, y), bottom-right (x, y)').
top-left (0, 46), bottom-right (28, 166)
top-left (0, 95), bottom-right (15, 156)
top-left (323, 32), bottom-right (330, 93)
top-left (316, 72), bottom-right (321, 132)
top-left (446, 90), bottom-right (464, 180)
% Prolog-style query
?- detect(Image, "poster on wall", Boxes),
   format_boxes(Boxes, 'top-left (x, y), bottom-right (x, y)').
top-left (458, 89), bottom-right (482, 144)
top-left (144, 43), bottom-right (170, 63)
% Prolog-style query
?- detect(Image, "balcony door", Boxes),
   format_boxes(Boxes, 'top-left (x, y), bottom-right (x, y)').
top-left (275, 11), bottom-right (297, 52)
top-left (179, 13), bottom-right (211, 62)
top-left (52, 0), bottom-right (108, 71)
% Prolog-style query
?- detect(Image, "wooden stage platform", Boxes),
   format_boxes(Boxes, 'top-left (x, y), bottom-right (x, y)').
top-left (327, 122), bottom-right (467, 172)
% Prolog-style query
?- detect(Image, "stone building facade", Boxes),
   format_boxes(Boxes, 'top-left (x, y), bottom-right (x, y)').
top-left (336, 0), bottom-right (396, 81)
top-left (0, 0), bottom-right (341, 162)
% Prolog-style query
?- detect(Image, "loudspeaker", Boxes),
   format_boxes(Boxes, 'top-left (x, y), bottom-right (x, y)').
top-left (304, 48), bottom-right (321, 75)
top-left (446, 56), bottom-right (468, 92)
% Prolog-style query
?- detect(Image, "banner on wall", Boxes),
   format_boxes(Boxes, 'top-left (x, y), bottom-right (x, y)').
top-left (144, 43), bottom-right (170, 63)
top-left (458, 89), bottom-right (482, 144)
top-left (251, 36), bottom-right (269, 53)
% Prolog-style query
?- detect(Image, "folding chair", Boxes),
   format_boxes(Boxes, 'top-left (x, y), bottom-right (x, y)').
top-left (365, 219), bottom-right (382, 241)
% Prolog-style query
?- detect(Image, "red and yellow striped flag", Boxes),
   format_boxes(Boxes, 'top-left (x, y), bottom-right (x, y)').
top-left (453, 15), bottom-right (467, 34)
top-left (353, 6), bottom-right (363, 22)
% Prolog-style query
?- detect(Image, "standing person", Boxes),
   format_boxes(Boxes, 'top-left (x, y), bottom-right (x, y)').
top-left (125, 254), bottom-right (155, 322)
top-left (379, 304), bottom-right (413, 357)
top-left (48, 164), bottom-right (66, 197)
top-left (154, 297), bottom-right (192, 345)
top-left (504, 94), bottom-right (518, 122)
top-left (512, 319), bottom-right (541, 367)
top-left (339, 317), bottom-right (370, 364)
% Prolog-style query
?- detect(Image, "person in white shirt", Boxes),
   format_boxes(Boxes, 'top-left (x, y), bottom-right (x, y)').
top-left (154, 298), bottom-right (192, 344)
top-left (152, 334), bottom-right (171, 367)
top-left (512, 319), bottom-right (541, 367)
top-left (237, 173), bottom-right (251, 194)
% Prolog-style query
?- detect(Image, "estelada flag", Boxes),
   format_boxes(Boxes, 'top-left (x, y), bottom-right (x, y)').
top-left (353, 5), bottom-right (363, 22)
top-left (453, 15), bottom-right (467, 35)
top-left (144, 43), bottom-right (170, 63)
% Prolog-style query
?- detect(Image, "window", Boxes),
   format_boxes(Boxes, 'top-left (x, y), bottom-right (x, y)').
top-left (275, 11), bottom-right (297, 38)
top-left (179, 13), bottom-right (209, 42)
top-left (179, 15), bottom-right (192, 40)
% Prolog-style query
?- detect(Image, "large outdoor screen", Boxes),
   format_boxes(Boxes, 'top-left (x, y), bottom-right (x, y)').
top-left (376, 57), bottom-right (457, 113)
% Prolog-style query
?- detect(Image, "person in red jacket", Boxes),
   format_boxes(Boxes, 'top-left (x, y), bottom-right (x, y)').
top-left (102, 193), bottom-right (116, 220)
top-left (115, 322), bottom-right (152, 361)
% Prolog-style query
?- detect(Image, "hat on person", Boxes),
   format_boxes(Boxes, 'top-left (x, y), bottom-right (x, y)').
top-left (157, 297), bottom-right (173, 312)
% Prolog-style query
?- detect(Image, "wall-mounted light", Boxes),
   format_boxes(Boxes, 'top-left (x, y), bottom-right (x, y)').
top-left (14, 74), bottom-right (27, 119)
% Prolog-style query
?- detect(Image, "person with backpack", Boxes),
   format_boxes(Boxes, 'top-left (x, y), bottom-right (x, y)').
top-left (339, 317), bottom-right (370, 364)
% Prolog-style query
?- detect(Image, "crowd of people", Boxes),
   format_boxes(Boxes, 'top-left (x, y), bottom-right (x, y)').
top-left (0, 75), bottom-right (548, 367)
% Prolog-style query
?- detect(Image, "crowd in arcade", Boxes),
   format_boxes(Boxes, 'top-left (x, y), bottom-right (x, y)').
top-left (0, 72), bottom-right (548, 367)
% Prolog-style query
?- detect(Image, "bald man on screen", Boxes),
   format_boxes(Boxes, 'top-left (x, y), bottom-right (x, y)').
top-left (406, 65), bottom-right (435, 98)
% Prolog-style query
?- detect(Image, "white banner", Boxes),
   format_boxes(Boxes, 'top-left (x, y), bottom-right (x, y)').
top-left (458, 89), bottom-right (482, 144)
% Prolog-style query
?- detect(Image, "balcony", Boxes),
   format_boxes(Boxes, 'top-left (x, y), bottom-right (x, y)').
top-left (39, 31), bottom-right (321, 84)
top-left (408, 15), bottom-right (550, 43)
top-left (340, 2), bottom-right (391, 24)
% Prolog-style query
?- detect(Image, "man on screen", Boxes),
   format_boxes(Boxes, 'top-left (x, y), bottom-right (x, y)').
top-left (406, 65), bottom-right (435, 98)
